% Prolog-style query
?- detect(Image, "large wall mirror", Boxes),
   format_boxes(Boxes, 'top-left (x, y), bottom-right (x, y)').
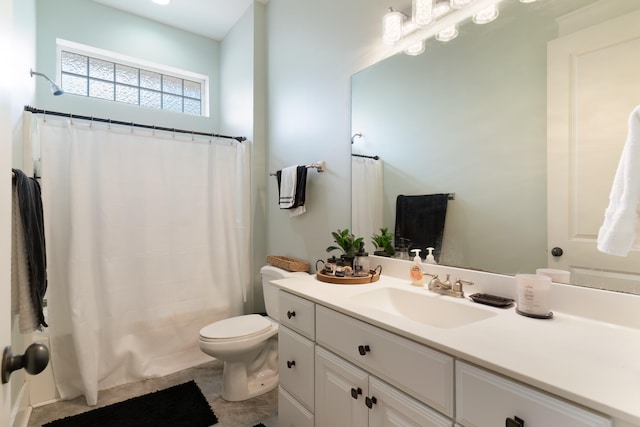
top-left (351, 0), bottom-right (640, 294)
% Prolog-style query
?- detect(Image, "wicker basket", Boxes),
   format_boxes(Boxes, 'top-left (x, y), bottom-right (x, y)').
top-left (266, 255), bottom-right (310, 272)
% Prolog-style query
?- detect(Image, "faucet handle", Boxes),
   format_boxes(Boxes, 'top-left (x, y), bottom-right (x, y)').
top-left (453, 278), bottom-right (474, 297)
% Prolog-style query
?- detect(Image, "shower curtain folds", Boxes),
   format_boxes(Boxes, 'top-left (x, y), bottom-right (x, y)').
top-left (35, 113), bottom-right (250, 405)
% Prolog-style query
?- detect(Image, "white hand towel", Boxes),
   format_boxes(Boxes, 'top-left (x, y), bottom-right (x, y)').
top-left (279, 165), bottom-right (298, 209)
top-left (597, 105), bottom-right (640, 256)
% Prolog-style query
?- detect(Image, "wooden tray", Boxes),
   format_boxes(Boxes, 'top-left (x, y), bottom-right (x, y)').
top-left (316, 270), bottom-right (380, 285)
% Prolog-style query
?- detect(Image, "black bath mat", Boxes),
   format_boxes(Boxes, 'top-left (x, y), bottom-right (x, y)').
top-left (44, 380), bottom-right (218, 427)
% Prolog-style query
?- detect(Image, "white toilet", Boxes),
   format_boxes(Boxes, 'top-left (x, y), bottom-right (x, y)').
top-left (198, 265), bottom-right (308, 401)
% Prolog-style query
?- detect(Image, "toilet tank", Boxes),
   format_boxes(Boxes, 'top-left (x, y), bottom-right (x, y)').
top-left (260, 265), bottom-right (308, 320)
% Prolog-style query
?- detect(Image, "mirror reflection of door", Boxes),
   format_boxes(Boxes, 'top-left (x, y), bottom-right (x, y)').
top-left (547, 9), bottom-right (640, 293)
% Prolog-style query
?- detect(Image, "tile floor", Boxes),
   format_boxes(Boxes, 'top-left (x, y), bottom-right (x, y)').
top-left (27, 360), bottom-right (278, 427)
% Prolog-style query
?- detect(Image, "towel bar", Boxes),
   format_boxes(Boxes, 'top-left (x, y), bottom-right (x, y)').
top-left (269, 161), bottom-right (325, 176)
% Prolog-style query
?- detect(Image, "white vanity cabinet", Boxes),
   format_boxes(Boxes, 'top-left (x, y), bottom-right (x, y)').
top-left (455, 362), bottom-right (612, 427)
top-left (278, 291), bottom-right (316, 426)
top-left (315, 345), bottom-right (452, 427)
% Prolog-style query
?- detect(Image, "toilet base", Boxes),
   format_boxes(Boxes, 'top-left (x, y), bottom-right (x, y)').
top-left (221, 362), bottom-right (279, 401)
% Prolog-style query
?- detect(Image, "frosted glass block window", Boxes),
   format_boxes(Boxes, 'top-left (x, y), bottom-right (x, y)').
top-left (57, 41), bottom-right (207, 116)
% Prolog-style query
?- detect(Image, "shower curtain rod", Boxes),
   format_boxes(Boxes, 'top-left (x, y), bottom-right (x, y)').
top-left (23, 105), bottom-right (247, 142)
top-left (351, 153), bottom-right (380, 160)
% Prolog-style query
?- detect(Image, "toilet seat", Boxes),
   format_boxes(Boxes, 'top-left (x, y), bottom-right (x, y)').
top-left (199, 314), bottom-right (273, 343)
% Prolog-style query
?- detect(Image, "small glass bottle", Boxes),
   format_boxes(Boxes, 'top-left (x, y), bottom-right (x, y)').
top-left (353, 242), bottom-right (370, 277)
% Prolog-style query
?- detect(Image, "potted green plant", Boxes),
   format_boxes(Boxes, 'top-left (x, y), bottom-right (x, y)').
top-left (326, 228), bottom-right (363, 267)
top-left (371, 227), bottom-right (395, 257)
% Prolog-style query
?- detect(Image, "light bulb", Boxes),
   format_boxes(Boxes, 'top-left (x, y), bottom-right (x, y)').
top-left (450, 0), bottom-right (472, 8)
top-left (413, 0), bottom-right (433, 27)
top-left (405, 40), bottom-right (425, 56)
top-left (432, 0), bottom-right (451, 19)
top-left (383, 8), bottom-right (405, 45)
top-left (519, 0), bottom-right (536, 2)
top-left (473, 4), bottom-right (499, 24)
top-left (436, 25), bottom-right (458, 42)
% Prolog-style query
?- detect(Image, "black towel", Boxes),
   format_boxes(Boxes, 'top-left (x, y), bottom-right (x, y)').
top-left (394, 194), bottom-right (449, 262)
top-left (12, 169), bottom-right (48, 329)
top-left (276, 166), bottom-right (307, 209)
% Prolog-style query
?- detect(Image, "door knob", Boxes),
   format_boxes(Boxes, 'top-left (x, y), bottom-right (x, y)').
top-left (551, 247), bottom-right (563, 257)
top-left (2, 342), bottom-right (50, 384)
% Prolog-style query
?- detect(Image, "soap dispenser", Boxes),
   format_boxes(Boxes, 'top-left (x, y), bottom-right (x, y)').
top-left (425, 247), bottom-right (437, 265)
top-left (409, 249), bottom-right (425, 287)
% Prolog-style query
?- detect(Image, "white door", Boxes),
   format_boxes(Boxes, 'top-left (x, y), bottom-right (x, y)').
top-left (547, 9), bottom-right (640, 293)
top-left (1, 0), bottom-right (14, 421)
top-left (0, 53), bottom-right (13, 427)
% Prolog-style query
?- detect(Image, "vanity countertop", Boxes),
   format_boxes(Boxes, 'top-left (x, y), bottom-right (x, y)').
top-left (272, 268), bottom-right (640, 425)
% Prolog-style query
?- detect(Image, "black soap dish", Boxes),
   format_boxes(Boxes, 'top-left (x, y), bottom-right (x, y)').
top-left (469, 293), bottom-right (514, 308)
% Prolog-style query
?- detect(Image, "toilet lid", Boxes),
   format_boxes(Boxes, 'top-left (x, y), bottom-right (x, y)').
top-left (199, 314), bottom-right (272, 340)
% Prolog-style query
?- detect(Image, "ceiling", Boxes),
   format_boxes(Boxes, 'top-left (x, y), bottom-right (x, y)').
top-left (91, 0), bottom-right (261, 40)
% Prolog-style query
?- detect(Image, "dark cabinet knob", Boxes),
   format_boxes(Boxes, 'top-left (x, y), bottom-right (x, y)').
top-left (287, 310), bottom-right (296, 319)
top-left (506, 416), bottom-right (525, 427)
top-left (551, 247), bottom-right (563, 257)
top-left (365, 396), bottom-right (377, 409)
top-left (286, 360), bottom-right (296, 369)
top-left (350, 387), bottom-right (362, 399)
top-left (358, 345), bottom-right (371, 356)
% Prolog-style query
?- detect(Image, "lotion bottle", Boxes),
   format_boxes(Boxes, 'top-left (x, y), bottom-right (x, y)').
top-left (425, 247), bottom-right (437, 264)
top-left (409, 249), bottom-right (425, 286)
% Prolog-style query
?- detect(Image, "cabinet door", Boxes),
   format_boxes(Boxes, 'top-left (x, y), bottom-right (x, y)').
top-left (278, 325), bottom-right (315, 411)
top-left (278, 387), bottom-right (314, 427)
top-left (315, 346), bottom-right (368, 427)
top-left (456, 362), bottom-right (612, 427)
top-left (369, 377), bottom-right (453, 427)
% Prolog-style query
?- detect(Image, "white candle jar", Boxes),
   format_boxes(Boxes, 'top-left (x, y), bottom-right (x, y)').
top-left (515, 274), bottom-right (553, 319)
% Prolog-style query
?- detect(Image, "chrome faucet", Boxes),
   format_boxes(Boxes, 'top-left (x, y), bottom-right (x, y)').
top-left (428, 274), bottom-right (474, 298)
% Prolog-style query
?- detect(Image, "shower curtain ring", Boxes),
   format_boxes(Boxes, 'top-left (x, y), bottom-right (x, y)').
top-left (43, 110), bottom-right (46, 122)
top-left (90, 116), bottom-right (93, 128)
top-left (192, 131), bottom-right (194, 141)
top-left (69, 113), bottom-right (73, 125)
top-left (108, 119), bottom-right (111, 130)
top-left (131, 122), bottom-right (134, 134)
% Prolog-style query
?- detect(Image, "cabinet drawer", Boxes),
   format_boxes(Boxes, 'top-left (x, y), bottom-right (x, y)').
top-left (456, 361), bottom-right (612, 427)
top-left (316, 305), bottom-right (454, 417)
top-left (278, 386), bottom-right (314, 427)
top-left (369, 377), bottom-right (453, 427)
top-left (279, 291), bottom-right (315, 339)
top-left (278, 325), bottom-right (315, 411)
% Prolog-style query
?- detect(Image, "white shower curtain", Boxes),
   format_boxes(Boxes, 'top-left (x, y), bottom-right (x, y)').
top-left (35, 113), bottom-right (250, 405)
top-left (351, 156), bottom-right (384, 243)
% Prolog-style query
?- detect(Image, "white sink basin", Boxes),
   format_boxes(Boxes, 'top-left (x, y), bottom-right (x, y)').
top-left (349, 287), bottom-right (497, 329)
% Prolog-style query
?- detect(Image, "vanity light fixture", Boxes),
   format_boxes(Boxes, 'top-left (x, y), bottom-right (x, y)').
top-left (152, 0), bottom-right (170, 5)
top-left (382, 0), bottom-right (537, 56)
